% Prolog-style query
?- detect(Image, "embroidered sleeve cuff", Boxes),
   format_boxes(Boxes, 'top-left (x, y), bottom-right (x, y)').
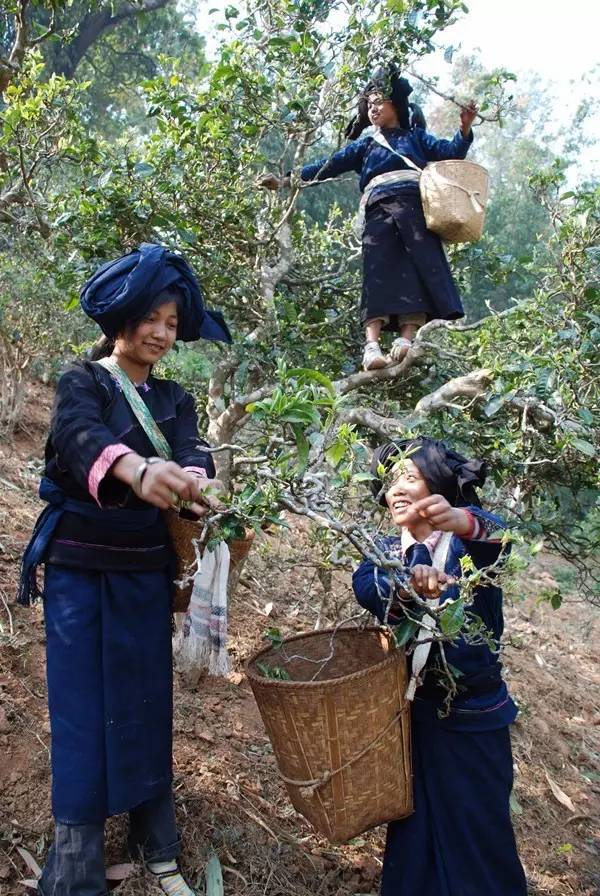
top-left (184, 466), bottom-right (209, 478)
top-left (88, 444), bottom-right (133, 504)
top-left (463, 510), bottom-right (488, 541)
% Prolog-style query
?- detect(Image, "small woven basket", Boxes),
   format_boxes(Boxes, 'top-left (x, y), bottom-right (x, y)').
top-left (165, 510), bottom-right (255, 613)
top-left (246, 627), bottom-right (412, 844)
top-left (420, 159), bottom-right (489, 243)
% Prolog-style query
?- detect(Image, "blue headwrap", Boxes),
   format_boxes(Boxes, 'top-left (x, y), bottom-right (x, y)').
top-left (80, 243), bottom-right (231, 343)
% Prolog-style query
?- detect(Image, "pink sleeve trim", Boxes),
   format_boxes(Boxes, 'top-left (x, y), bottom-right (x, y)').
top-left (88, 444), bottom-right (133, 504)
top-left (184, 466), bottom-right (209, 478)
top-left (463, 510), bottom-right (477, 539)
top-left (463, 511), bottom-right (490, 542)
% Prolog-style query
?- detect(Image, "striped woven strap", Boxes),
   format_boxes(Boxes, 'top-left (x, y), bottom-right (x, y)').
top-left (96, 357), bottom-right (172, 460)
top-left (405, 531), bottom-right (453, 701)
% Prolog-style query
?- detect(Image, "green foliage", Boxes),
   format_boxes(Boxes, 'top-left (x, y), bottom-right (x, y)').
top-left (256, 662), bottom-right (291, 680)
top-left (265, 627), bottom-right (285, 649)
top-left (439, 598), bottom-right (465, 636)
top-left (393, 618), bottom-right (419, 646)
top-left (204, 852), bottom-right (225, 896)
top-left (157, 344), bottom-right (212, 400)
top-left (1, 0), bottom-right (599, 644)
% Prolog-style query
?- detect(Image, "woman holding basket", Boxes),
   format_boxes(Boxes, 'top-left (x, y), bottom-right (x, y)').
top-left (353, 437), bottom-right (527, 895)
top-left (19, 243), bottom-right (231, 896)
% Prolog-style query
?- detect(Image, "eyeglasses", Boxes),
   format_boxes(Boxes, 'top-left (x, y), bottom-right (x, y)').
top-left (367, 95), bottom-right (391, 109)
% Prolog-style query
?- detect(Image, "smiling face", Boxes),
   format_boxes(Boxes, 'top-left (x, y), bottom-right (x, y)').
top-left (385, 457), bottom-right (431, 528)
top-left (367, 91), bottom-right (400, 129)
top-left (115, 299), bottom-right (178, 367)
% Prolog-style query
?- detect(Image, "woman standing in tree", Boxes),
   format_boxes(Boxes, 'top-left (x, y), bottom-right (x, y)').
top-left (261, 66), bottom-right (477, 371)
top-left (353, 437), bottom-right (527, 895)
top-left (20, 243), bottom-right (231, 896)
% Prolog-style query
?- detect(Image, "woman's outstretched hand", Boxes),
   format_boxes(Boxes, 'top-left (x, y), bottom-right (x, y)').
top-left (459, 99), bottom-right (478, 136)
top-left (411, 494), bottom-right (472, 536)
top-left (258, 173), bottom-right (291, 190)
top-left (137, 460), bottom-right (212, 515)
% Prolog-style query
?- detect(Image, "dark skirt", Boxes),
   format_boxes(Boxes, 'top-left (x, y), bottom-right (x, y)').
top-left (361, 189), bottom-right (465, 331)
top-left (382, 719), bottom-right (527, 895)
top-left (44, 564), bottom-right (174, 824)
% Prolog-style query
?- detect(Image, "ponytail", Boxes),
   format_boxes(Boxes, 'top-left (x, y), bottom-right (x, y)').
top-left (89, 335), bottom-right (114, 361)
top-left (345, 96), bottom-right (370, 140)
top-left (409, 102), bottom-right (427, 131)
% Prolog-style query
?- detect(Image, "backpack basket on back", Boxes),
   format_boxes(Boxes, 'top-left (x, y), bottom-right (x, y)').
top-left (419, 159), bottom-right (489, 243)
top-left (247, 627), bottom-right (413, 844)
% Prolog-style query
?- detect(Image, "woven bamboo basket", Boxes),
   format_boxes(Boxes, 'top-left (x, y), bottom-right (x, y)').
top-left (420, 159), bottom-right (489, 243)
top-left (246, 627), bottom-right (412, 844)
top-left (165, 510), bottom-right (255, 613)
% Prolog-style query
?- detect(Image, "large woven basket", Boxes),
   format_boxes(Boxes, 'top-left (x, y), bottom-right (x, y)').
top-left (246, 627), bottom-right (412, 844)
top-left (420, 159), bottom-right (489, 243)
top-left (165, 510), bottom-right (255, 613)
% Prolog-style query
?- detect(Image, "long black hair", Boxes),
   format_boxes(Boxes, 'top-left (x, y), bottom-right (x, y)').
top-left (345, 64), bottom-right (427, 141)
top-left (89, 335), bottom-right (115, 361)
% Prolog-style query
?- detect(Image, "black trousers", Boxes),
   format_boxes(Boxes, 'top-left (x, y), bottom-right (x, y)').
top-left (39, 788), bottom-right (180, 896)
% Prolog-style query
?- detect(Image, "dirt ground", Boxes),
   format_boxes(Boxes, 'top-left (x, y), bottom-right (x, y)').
top-left (0, 384), bottom-right (599, 895)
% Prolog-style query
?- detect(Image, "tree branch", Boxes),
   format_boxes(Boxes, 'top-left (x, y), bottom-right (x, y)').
top-left (407, 69), bottom-right (508, 124)
top-left (0, 0), bottom-right (29, 92)
top-left (338, 369), bottom-right (494, 437)
top-left (414, 368), bottom-right (493, 414)
top-left (53, 0), bottom-right (171, 79)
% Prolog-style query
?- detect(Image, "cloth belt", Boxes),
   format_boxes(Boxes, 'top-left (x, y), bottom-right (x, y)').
top-left (419, 662), bottom-right (504, 700)
top-left (19, 477), bottom-right (159, 605)
top-left (354, 169), bottom-right (421, 238)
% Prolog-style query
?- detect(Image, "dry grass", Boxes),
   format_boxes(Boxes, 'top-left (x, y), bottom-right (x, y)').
top-left (0, 383), bottom-right (598, 895)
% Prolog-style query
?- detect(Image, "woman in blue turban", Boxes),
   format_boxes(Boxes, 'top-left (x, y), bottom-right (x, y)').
top-left (353, 437), bottom-right (527, 895)
top-left (20, 244), bottom-right (231, 896)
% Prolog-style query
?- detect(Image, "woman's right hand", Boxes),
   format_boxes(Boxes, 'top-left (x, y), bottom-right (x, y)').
top-left (409, 564), bottom-right (454, 600)
top-left (258, 173), bottom-right (290, 190)
top-left (141, 460), bottom-right (209, 513)
top-left (113, 454), bottom-right (210, 514)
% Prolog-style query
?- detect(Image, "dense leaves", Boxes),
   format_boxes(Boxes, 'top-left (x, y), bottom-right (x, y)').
top-left (1, 0), bottom-right (598, 611)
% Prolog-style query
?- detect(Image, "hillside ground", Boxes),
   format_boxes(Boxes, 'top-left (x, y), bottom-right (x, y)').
top-left (0, 384), bottom-right (598, 895)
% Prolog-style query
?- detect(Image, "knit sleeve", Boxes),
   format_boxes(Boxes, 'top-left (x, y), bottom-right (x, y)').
top-left (461, 506), bottom-right (511, 569)
top-left (300, 137), bottom-right (368, 182)
top-left (50, 364), bottom-right (133, 502)
top-left (415, 127), bottom-right (473, 162)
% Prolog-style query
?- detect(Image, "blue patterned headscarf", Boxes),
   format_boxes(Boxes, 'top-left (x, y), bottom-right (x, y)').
top-left (80, 243), bottom-right (231, 343)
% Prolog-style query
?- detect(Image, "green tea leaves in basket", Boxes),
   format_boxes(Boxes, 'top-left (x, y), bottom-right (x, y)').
top-left (256, 661), bottom-right (291, 681)
top-left (264, 626), bottom-right (284, 648)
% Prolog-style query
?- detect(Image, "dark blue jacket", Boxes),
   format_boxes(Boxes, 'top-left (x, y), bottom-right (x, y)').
top-left (301, 126), bottom-right (473, 197)
top-left (352, 506), bottom-right (518, 731)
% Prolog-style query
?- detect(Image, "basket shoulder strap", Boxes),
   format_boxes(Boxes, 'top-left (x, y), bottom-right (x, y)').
top-left (432, 530), bottom-right (453, 571)
top-left (372, 131), bottom-right (421, 173)
top-left (405, 531), bottom-right (453, 701)
top-left (95, 358), bottom-right (172, 460)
